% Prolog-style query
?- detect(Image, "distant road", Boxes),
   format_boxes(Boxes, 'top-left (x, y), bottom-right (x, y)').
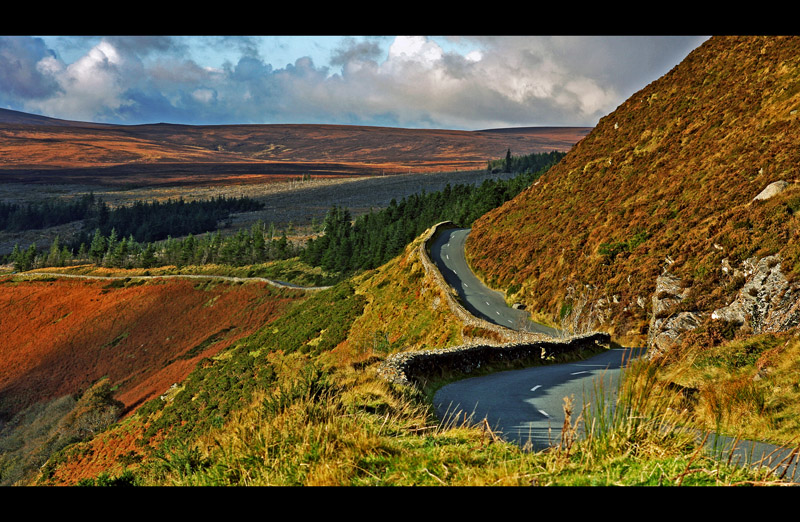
top-left (429, 227), bottom-right (559, 336)
top-left (14, 271), bottom-right (331, 291)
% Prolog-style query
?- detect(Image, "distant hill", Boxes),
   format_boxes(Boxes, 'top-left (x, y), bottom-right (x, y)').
top-left (0, 108), bottom-right (80, 126)
top-left (465, 35), bottom-right (800, 352)
top-left (0, 108), bottom-right (589, 186)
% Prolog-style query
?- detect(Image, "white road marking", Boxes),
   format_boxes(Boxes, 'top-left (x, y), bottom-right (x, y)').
top-left (531, 385), bottom-right (542, 392)
top-left (571, 371), bottom-right (590, 375)
top-left (485, 301), bottom-right (490, 306)
top-left (463, 283), bottom-right (468, 288)
top-left (496, 311), bottom-right (500, 315)
top-left (446, 254), bottom-right (449, 259)
top-left (538, 409), bottom-right (550, 418)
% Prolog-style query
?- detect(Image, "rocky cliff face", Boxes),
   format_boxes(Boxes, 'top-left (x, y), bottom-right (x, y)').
top-left (712, 255), bottom-right (800, 333)
top-left (646, 252), bottom-right (800, 357)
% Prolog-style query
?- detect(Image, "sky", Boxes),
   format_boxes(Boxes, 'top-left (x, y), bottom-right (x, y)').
top-left (0, 35), bottom-right (709, 130)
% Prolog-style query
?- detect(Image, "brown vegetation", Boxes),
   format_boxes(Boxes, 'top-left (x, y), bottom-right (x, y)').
top-left (466, 36), bottom-right (800, 345)
top-left (0, 275), bottom-right (303, 422)
top-left (0, 109), bottom-right (588, 186)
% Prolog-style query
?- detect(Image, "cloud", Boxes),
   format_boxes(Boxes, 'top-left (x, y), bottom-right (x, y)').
top-left (0, 36), bottom-right (60, 101)
top-left (0, 35), bottom-right (708, 129)
top-left (29, 39), bottom-right (133, 122)
top-left (330, 37), bottom-right (383, 67)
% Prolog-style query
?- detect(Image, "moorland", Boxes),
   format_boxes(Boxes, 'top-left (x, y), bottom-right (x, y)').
top-left (4, 35), bottom-right (800, 487)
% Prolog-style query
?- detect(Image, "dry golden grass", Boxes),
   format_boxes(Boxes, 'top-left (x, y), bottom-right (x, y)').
top-left (657, 332), bottom-right (800, 446)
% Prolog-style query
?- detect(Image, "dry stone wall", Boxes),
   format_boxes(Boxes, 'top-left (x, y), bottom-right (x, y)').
top-left (378, 333), bottom-right (610, 388)
top-left (378, 221), bottom-right (611, 388)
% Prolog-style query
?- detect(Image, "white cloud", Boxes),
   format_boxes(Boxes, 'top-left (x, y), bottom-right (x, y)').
top-left (562, 77), bottom-right (618, 116)
top-left (1, 35), bottom-right (709, 128)
top-left (191, 88), bottom-right (215, 104)
top-left (29, 39), bottom-right (129, 121)
top-left (465, 50), bottom-right (482, 62)
top-left (387, 36), bottom-right (443, 65)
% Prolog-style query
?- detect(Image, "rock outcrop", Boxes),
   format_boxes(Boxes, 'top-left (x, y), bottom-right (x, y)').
top-left (711, 255), bottom-right (800, 334)
top-left (752, 180), bottom-right (789, 202)
top-left (647, 272), bottom-right (704, 357)
top-left (647, 254), bottom-right (800, 357)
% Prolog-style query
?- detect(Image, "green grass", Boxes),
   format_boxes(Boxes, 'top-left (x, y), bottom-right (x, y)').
top-left (47, 342), bottom-right (787, 486)
top-left (659, 331), bottom-right (800, 447)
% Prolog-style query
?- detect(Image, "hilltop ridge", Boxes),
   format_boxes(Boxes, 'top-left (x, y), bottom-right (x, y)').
top-left (0, 108), bottom-right (589, 184)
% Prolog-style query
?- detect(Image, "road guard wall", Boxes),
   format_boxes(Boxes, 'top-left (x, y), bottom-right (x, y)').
top-left (378, 222), bottom-right (611, 388)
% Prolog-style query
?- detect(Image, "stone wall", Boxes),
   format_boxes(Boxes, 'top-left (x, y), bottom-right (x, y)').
top-left (378, 332), bottom-right (611, 388)
top-left (378, 221), bottom-right (611, 388)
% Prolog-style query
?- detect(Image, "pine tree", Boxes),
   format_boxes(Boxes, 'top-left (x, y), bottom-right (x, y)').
top-left (140, 243), bottom-right (157, 268)
top-left (89, 228), bottom-right (106, 264)
top-left (46, 235), bottom-right (61, 267)
top-left (10, 243), bottom-right (22, 271)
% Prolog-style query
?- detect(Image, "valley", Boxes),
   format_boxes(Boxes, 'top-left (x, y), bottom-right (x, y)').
top-left (3, 35), bottom-right (800, 486)
top-left (0, 167), bottom-right (530, 257)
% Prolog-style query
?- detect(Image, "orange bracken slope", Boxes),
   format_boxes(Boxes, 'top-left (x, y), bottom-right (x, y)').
top-left (0, 276), bottom-right (304, 421)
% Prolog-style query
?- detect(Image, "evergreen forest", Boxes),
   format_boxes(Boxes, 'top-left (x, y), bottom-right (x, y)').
top-left (5, 151), bottom-right (565, 277)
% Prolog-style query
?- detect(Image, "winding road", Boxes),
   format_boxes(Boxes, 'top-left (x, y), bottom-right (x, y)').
top-left (430, 226), bottom-right (641, 449)
top-left (429, 227), bottom-right (558, 336)
top-left (430, 227), bottom-right (800, 481)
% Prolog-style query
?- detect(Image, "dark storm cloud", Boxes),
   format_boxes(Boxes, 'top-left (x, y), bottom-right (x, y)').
top-left (0, 36), bottom-right (60, 100)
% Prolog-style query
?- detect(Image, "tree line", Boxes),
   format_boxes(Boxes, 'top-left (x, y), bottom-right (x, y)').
top-left (8, 220), bottom-right (299, 272)
top-left (5, 150), bottom-right (565, 275)
top-left (487, 149), bottom-right (563, 175)
top-left (1, 192), bottom-right (263, 242)
top-left (302, 150), bottom-right (565, 274)
top-left (0, 193), bottom-right (98, 232)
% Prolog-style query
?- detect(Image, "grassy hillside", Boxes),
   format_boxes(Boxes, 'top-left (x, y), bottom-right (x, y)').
top-left (26, 229), bottom-right (782, 486)
top-left (466, 35), bottom-right (800, 346)
top-left (464, 36), bottom-right (800, 446)
top-left (0, 274), bottom-right (304, 484)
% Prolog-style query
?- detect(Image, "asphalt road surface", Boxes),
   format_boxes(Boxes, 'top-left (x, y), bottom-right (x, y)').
top-left (435, 349), bottom-right (800, 481)
top-left (430, 226), bottom-right (639, 449)
top-left (429, 227), bottom-right (800, 481)
top-left (434, 346), bottom-right (642, 450)
top-left (429, 227), bottom-right (559, 336)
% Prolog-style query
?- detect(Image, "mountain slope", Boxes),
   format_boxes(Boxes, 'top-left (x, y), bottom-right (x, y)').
top-left (466, 35), bottom-right (800, 349)
top-left (28, 226), bottom-right (781, 486)
top-left (0, 274), bottom-right (305, 485)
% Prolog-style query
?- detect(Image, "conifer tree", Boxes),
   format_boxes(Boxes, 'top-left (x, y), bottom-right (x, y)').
top-left (89, 228), bottom-right (106, 264)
